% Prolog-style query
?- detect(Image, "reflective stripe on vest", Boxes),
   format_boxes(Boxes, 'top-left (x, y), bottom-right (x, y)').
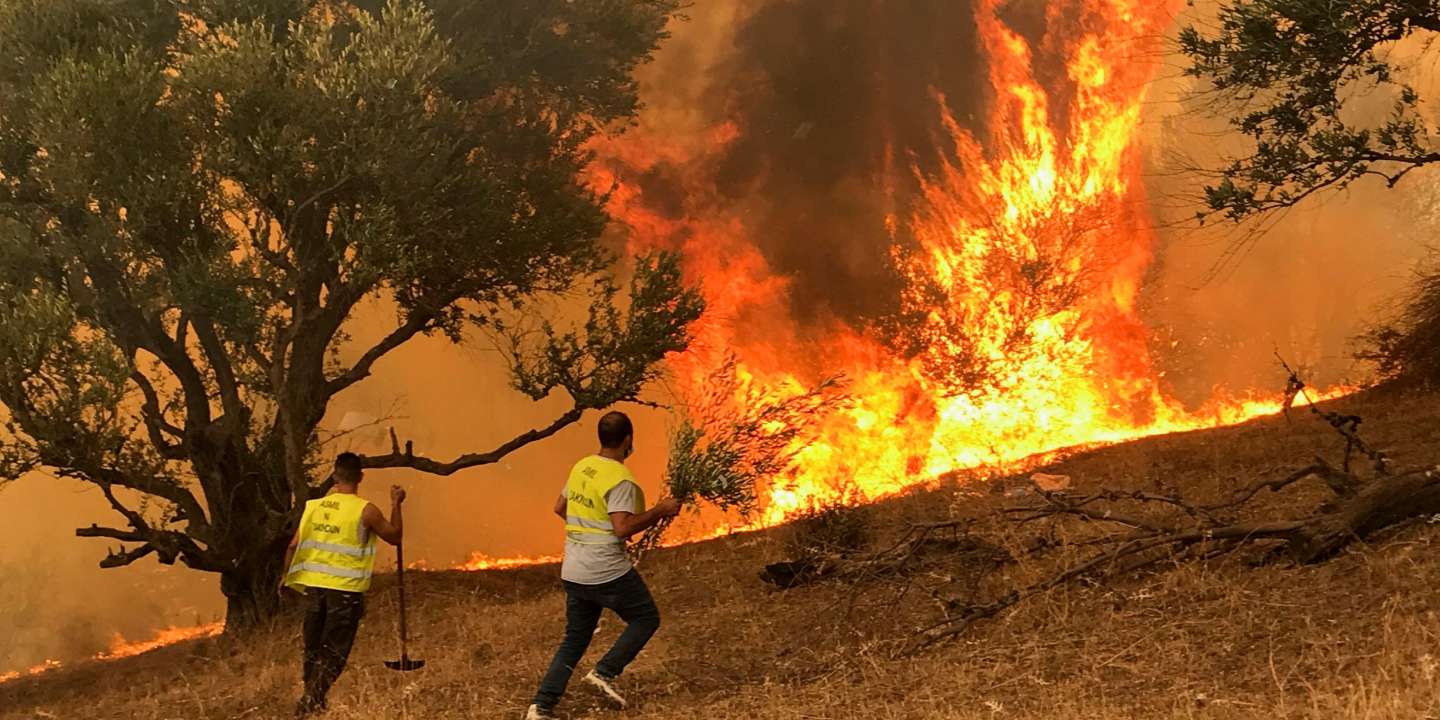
top-left (566, 514), bottom-right (618, 546)
top-left (288, 561), bottom-right (370, 579)
top-left (566, 515), bottom-right (614, 531)
top-left (563, 456), bottom-right (643, 545)
top-left (284, 493), bottom-right (377, 593)
top-left (298, 540), bottom-right (377, 558)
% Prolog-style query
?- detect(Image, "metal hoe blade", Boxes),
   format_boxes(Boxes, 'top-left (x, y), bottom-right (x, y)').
top-left (384, 654), bottom-right (425, 672)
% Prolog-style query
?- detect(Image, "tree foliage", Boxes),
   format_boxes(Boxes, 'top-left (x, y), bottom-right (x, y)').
top-left (1180, 1), bottom-right (1440, 385)
top-left (1180, 0), bottom-right (1440, 221)
top-left (0, 0), bottom-right (699, 626)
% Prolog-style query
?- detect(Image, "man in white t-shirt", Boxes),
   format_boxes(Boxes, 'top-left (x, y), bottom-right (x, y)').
top-left (525, 411), bottom-right (680, 720)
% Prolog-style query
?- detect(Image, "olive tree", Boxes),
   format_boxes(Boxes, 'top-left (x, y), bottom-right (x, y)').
top-left (0, 0), bottom-right (702, 628)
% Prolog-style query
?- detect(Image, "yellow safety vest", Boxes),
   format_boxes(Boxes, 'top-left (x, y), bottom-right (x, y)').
top-left (285, 493), bottom-right (378, 593)
top-left (564, 456), bottom-right (644, 545)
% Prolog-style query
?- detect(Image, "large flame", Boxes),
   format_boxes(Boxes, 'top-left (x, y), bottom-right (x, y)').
top-left (589, 0), bottom-right (1348, 530)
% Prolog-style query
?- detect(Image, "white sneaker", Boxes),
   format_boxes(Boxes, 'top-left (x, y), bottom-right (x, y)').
top-left (524, 704), bottom-right (557, 720)
top-left (583, 670), bottom-right (627, 707)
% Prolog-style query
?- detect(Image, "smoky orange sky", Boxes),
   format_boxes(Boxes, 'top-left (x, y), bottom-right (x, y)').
top-left (3, 0), bottom-right (1436, 674)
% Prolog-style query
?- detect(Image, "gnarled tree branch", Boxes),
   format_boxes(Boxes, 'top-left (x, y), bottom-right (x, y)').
top-left (325, 311), bottom-right (437, 398)
top-left (359, 406), bottom-right (586, 476)
top-left (76, 524), bottom-right (223, 571)
top-left (129, 370), bottom-right (186, 460)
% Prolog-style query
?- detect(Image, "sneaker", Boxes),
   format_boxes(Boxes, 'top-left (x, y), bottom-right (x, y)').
top-left (524, 704), bottom-right (557, 720)
top-left (583, 670), bottom-right (627, 708)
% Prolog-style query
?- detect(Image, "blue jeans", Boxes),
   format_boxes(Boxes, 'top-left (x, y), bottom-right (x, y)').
top-left (533, 569), bottom-right (661, 710)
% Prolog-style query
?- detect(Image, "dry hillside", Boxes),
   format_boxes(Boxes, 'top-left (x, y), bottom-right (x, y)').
top-left (4, 389), bottom-right (1440, 720)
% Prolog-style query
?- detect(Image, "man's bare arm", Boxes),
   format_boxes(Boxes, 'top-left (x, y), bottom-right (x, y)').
top-left (363, 485), bottom-right (407, 546)
top-left (279, 528), bottom-right (300, 591)
top-left (553, 493), bottom-right (567, 520)
top-left (609, 498), bottom-right (681, 540)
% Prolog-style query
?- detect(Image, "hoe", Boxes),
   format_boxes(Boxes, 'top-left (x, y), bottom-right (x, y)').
top-left (384, 542), bottom-right (425, 672)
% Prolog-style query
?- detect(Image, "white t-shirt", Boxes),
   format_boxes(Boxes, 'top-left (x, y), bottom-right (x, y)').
top-left (560, 465), bottom-right (641, 585)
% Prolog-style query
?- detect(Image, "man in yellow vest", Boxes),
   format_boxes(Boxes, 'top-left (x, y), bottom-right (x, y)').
top-left (526, 411), bottom-right (681, 720)
top-left (281, 451), bottom-right (405, 717)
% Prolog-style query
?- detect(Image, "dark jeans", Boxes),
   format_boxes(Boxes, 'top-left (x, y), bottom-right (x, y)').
top-left (298, 588), bottom-right (365, 715)
top-left (533, 569), bottom-right (661, 710)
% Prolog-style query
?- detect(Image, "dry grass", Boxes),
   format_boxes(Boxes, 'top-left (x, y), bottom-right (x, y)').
top-left (6, 390), bottom-right (1440, 720)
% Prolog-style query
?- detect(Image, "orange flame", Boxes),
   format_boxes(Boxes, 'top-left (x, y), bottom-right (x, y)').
top-left (0, 623), bottom-right (223, 684)
top-left (588, 0), bottom-right (1354, 531)
top-left (455, 552), bottom-right (562, 571)
top-left (0, 659), bottom-right (61, 684)
top-left (98, 623), bottom-right (224, 661)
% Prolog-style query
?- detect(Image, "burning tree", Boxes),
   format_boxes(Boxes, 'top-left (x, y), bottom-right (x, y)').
top-left (1180, 0), bottom-right (1440, 385)
top-left (0, 0), bottom-right (701, 628)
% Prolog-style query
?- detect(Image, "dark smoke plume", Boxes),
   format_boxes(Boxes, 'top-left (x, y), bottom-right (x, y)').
top-left (649, 0), bottom-right (988, 327)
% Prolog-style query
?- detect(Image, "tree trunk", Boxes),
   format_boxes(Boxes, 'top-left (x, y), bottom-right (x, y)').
top-left (220, 545), bottom-right (288, 631)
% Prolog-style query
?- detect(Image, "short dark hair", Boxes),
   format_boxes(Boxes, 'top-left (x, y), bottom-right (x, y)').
top-left (334, 452), bottom-right (363, 481)
top-left (597, 411), bottom-right (633, 449)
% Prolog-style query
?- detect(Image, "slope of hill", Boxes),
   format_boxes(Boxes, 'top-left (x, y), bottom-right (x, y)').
top-left (4, 390), bottom-right (1440, 720)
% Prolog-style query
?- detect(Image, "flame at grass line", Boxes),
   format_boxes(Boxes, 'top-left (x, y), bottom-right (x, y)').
top-left (455, 553), bottom-right (563, 571)
top-left (0, 659), bottom-right (61, 684)
top-left (588, 0), bottom-right (1355, 531)
top-left (0, 623), bottom-right (224, 684)
top-left (98, 623), bottom-right (225, 660)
